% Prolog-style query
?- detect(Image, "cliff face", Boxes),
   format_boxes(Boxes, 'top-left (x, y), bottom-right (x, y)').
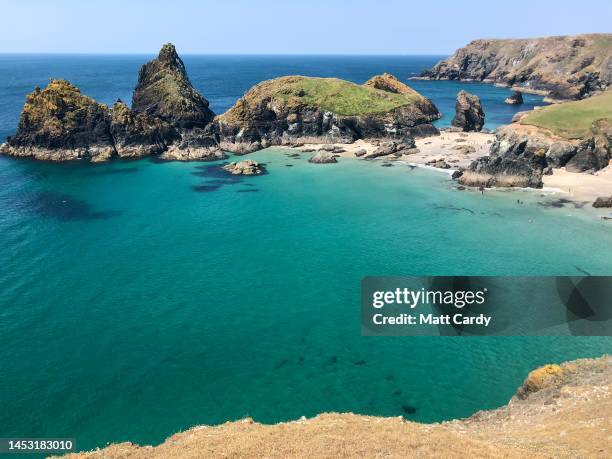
top-left (215, 74), bottom-right (440, 153)
top-left (57, 355), bottom-right (611, 458)
top-left (420, 34), bottom-right (612, 100)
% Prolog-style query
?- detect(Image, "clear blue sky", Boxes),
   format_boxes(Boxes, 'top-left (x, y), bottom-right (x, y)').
top-left (2, 0), bottom-right (610, 54)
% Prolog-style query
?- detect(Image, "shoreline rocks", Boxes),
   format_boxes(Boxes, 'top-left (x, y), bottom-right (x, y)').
top-left (451, 91), bottom-right (485, 132)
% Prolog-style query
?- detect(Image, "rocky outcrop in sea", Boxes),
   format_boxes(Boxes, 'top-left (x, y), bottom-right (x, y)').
top-left (451, 91), bottom-right (485, 132)
top-left (504, 91), bottom-right (523, 105)
top-left (0, 44), bottom-right (225, 162)
top-left (214, 74), bottom-right (440, 154)
top-left (418, 34), bottom-right (611, 100)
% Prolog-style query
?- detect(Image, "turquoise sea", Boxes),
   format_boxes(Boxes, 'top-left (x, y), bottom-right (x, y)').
top-left (0, 55), bottom-right (610, 452)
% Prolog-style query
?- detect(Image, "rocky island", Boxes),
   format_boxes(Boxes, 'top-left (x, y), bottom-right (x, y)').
top-left (419, 33), bottom-right (611, 101)
top-left (0, 44), bottom-right (225, 162)
top-left (56, 355), bottom-right (611, 458)
top-left (215, 73), bottom-right (440, 153)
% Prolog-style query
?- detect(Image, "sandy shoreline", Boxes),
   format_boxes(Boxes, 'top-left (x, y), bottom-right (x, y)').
top-left (278, 131), bottom-right (612, 214)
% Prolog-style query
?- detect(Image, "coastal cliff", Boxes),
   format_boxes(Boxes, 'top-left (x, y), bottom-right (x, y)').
top-left (56, 355), bottom-right (611, 458)
top-left (419, 34), bottom-right (612, 101)
top-left (459, 91), bottom-right (612, 188)
top-left (215, 74), bottom-right (440, 153)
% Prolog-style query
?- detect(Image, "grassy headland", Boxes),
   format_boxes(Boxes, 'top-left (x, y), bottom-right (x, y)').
top-left (520, 90), bottom-right (612, 138)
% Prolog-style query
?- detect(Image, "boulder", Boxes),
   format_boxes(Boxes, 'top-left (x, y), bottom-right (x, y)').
top-left (354, 148), bottom-right (367, 157)
top-left (593, 196), bottom-right (612, 208)
top-left (132, 43), bottom-right (214, 129)
top-left (308, 151), bottom-right (337, 163)
top-left (222, 160), bottom-right (264, 175)
top-left (364, 140), bottom-right (415, 159)
top-left (504, 91), bottom-right (524, 105)
top-left (451, 90), bottom-right (485, 132)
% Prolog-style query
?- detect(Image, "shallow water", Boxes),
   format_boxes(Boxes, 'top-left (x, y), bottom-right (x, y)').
top-left (0, 55), bottom-right (609, 452)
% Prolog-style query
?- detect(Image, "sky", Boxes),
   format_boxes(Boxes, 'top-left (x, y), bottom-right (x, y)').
top-left (1, 0), bottom-right (610, 54)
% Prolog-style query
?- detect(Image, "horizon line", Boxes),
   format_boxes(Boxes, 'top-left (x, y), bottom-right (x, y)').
top-left (0, 52), bottom-right (451, 57)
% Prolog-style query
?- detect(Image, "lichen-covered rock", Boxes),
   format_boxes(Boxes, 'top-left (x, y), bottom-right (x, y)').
top-left (516, 364), bottom-right (566, 399)
top-left (451, 91), bottom-right (485, 132)
top-left (504, 91), bottom-right (523, 105)
top-left (110, 100), bottom-right (178, 158)
top-left (215, 75), bottom-right (439, 153)
top-left (2, 79), bottom-right (115, 161)
top-left (308, 151), bottom-right (337, 163)
top-left (222, 160), bottom-right (264, 175)
top-left (132, 43), bottom-right (214, 128)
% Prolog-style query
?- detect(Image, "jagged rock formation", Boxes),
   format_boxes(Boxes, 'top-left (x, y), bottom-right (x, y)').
top-left (215, 74), bottom-right (440, 153)
top-left (1, 45), bottom-right (225, 162)
top-left (0, 80), bottom-right (116, 161)
top-left (132, 44), bottom-right (214, 128)
top-left (460, 91), bottom-right (611, 188)
top-left (56, 356), bottom-right (611, 459)
top-left (504, 91), bottom-right (523, 105)
top-left (451, 90), bottom-right (485, 132)
top-left (420, 34), bottom-right (612, 100)
top-left (110, 100), bottom-right (177, 158)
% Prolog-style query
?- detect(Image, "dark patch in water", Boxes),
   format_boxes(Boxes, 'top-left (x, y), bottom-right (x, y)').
top-left (401, 405), bottom-right (417, 415)
top-left (298, 356), bottom-right (305, 365)
top-left (574, 265), bottom-right (591, 276)
top-left (193, 183), bottom-right (223, 193)
top-left (85, 167), bottom-right (139, 176)
top-left (385, 374), bottom-right (395, 381)
top-left (274, 359), bottom-right (289, 370)
top-left (21, 191), bottom-right (122, 221)
top-left (381, 163), bottom-right (394, 167)
top-left (353, 360), bottom-right (367, 366)
top-left (286, 153), bottom-right (301, 158)
top-left (539, 198), bottom-right (587, 209)
top-left (236, 189), bottom-right (259, 193)
top-left (392, 390), bottom-right (402, 396)
top-left (285, 164), bottom-right (294, 167)
top-left (434, 205), bottom-right (475, 215)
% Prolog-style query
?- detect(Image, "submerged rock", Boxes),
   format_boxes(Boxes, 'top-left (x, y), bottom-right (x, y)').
top-left (222, 160), bottom-right (264, 175)
top-left (308, 151), bottom-right (337, 163)
top-left (132, 43), bottom-right (214, 128)
top-left (504, 91), bottom-right (524, 105)
top-left (451, 90), bottom-right (485, 132)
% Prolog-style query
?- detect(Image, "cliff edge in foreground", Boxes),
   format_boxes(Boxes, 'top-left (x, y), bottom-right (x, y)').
top-left (419, 34), bottom-right (612, 101)
top-left (58, 355), bottom-right (610, 458)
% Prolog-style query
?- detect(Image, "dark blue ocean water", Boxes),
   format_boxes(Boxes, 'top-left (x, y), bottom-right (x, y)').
top-left (0, 55), bottom-right (609, 453)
